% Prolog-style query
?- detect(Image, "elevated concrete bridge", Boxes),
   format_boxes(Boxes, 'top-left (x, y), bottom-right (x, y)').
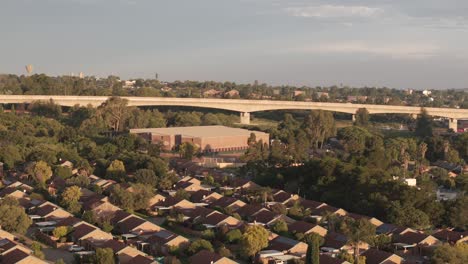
top-left (1, 95), bottom-right (467, 130)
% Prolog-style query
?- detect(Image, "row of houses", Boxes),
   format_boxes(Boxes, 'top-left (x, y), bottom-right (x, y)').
top-left (0, 228), bottom-right (48, 264)
top-left (168, 159), bottom-right (468, 264)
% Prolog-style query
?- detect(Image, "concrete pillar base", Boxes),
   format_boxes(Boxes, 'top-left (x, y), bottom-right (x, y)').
top-left (240, 112), bottom-right (250, 125)
top-left (449, 118), bottom-right (458, 132)
top-left (352, 114), bottom-right (356, 122)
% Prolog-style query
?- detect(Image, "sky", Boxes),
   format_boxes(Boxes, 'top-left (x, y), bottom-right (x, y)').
top-left (1, 0), bottom-right (468, 89)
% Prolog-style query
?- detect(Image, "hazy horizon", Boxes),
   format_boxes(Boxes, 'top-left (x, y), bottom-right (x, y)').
top-left (2, 0), bottom-right (468, 89)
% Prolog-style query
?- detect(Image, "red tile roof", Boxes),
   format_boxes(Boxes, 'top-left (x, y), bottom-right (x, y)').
top-left (432, 229), bottom-right (468, 244)
top-left (393, 231), bottom-right (434, 245)
top-left (101, 239), bottom-right (127, 253)
top-left (128, 254), bottom-right (155, 264)
top-left (361, 248), bottom-right (396, 264)
top-left (288, 221), bottom-right (319, 234)
top-left (117, 216), bottom-right (145, 234)
top-left (72, 224), bottom-right (96, 240)
top-left (1, 248), bottom-right (30, 264)
top-left (189, 250), bottom-right (223, 264)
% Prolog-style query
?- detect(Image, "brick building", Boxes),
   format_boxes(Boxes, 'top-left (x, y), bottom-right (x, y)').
top-left (130, 126), bottom-right (269, 152)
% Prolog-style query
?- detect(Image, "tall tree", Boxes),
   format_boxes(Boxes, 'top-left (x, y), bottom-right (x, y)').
top-left (97, 96), bottom-right (131, 131)
top-left (240, 225), bottom-right (269, 258)
top-left (302, 110), bottom-right (336, 149)
top-left (355, 108), bottom-right (370, 127)
top-left (28, 161), bottom-right (52, 187)
top-left (340, 218), bottom-right (376, 263)
top-left (305, 233), bottom-right (323, 264)
top-left (415, 108), bottom-right (433, 138)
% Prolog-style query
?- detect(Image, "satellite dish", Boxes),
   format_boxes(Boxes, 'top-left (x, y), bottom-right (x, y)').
top-left (25, 64), bottom-right (33, 75)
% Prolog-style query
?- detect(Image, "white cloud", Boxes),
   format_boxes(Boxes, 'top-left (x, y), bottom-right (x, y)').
top-left (285, 5), bottom-right (383, 19)
top-left (292, 41), bottom-right (440, 59)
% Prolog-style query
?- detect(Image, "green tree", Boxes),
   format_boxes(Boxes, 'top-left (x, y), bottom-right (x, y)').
top-left (431, 243), bottom-right (468, 264)
top-left (0, 197), bottom-right (32, 234)
top-left (355, 108), bottom-right (370, 127)
top-left (60, 186), bottom-right (82, 214)
top-left (415, 108), bottom-right (433, 138)
top-left (179, 142), bottom-right (199, 160)
top-left (305, 233), bottom-right (323, 264)
top-left (106, 159), bottom-right (126, 181)
top-left (54, 166), bottom-right (73, 179)
top-left (134, 169), bottom-right (158, 187)
top-left (95, 247), bottom-right (115, 264)
top-left (272, 219), bottom-right (288, 234)
top-left (97, 96), bottom-right (131, 131)
top-left (31, 241), bottom-right (45, 259)
top-left (225, 229), bottom-right (242, 243)
top-left (187, 239), bottom-right (214, 255)
top-left (340, 218), bottom-right (376, 263)
top-left (29, 160), bottom-right (53, 187)
top-left (240, 225), bottom-right (269, 258)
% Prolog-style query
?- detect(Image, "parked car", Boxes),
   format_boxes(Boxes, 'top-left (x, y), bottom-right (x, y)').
top-left (68, 245), bottom-right (85, 252)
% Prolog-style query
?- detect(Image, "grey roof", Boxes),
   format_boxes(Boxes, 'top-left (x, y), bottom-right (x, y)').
top-left (130, 125), bottom-right (268, 138)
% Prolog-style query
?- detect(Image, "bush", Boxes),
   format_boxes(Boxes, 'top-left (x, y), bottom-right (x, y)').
top-left (187, 239), bottom-right (214, 255)
top-left (225, 229), bottom-right (242, 243)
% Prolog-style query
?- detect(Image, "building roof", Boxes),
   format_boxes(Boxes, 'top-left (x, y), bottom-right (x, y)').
top-left (128, 255), bottom-right (156, 264)
top-left (130, 125), bottom-right (268, 138)
top-left (323, 232), bottom-right (348, 250)
top-left (203, 212), bottom-right (230, 226)
top-left (146, 230), bottom-right (178, 245)
top-left (269, 236), bottom-right (303, 252)
top-left (190, 190), bottom-right (217, 203)
top-left (235, 204), bottom-right (267, 218)
top-left (0, 238), bottom-right (18, 252)
top-left (320, 254), bottom-right (348, 264)
top-left (34, 204), bottom-right (58, 217)
top-left (432, 229), bottom-right (468, 244)
top-left (288, 221), bottom-right (320, 234)
top-left (251, 210), bottom-right (280, 225)
top-left (1, 248), bottom-right (31, 264)
top-left (361, 248), bottom-right (398, 264)
top-left (117, 216), bottom-right (146, 234)
top-left (210, 196), bottom-right (243, 208)
top-left (393, 231), bottom-right (436, 245)
top-left (101, 239), bottom-right (127, 253)
top-left (56, 216), bottom-right (83, 227)
top-left (72, 224), bottom-right (96, 240)
top-left (111, 210), bottom-right (132, 225)
top-left (273, 190), bottom-right (295, 203)
top-left (189, 249), bottom-right (223, 264)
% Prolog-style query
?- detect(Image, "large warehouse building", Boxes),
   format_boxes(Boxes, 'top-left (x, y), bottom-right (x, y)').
top-left (130, 126), bottom-right (269, 152)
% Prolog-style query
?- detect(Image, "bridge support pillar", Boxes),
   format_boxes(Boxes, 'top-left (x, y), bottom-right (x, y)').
top-left (352, 114), bottom-right (356, 122)
top-left (240, 112), bottom-right (250, 125)
top-left (411, 114), bottom-right (418, 119)
top-left (449, 118), bottom-right (458, 132)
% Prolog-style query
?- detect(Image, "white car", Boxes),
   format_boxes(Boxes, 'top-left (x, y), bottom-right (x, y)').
top-left (68, 245), bottom-right (85, 252)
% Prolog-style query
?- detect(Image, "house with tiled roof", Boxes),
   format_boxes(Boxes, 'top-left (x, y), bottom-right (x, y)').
top-left (249, 210), bottom-right (283, 226)
top-left (319, 254), bottom-right (350, 264)
top-left (152, 196), bottom-right (196, 213)
top-left (128, 254), bottom-right (157, 264)
top-left (309, 205), bottom-right (347, 221)
top-left (271, 190), bottom-right (299, 205)
top-left (432, 229), bottom-right (468, 244)
top-left (99, 239), bottom-right (144, 264)
top-left (323, 232), bottom-right (369, 254)
top-left (361, 248), bottom-right (403, 264)
top-left (116, 216), bottom-right (161, 235)
top-left (71, 223), bottom-right (113, 245)
top-left (189, 249), bottom-right (239, 264)
top-left (210, 196), bottom-right (246, 212)
top-left (234, 204), bottom-right (269, 220)
top-left (0, 248), bottom-right (47, 264)
top-left (110, 210), bottom-right (133, 225)
top-left (201, 211), bottom-right (242, 229)
top-left (346, 213), bottom-right (384, 227)
top-left (32, 201), bottom-right (72, 221)
top-left (288, 221), bottom-right (328, 237)
top-left (0, 238), bottom-right (31, 256)
top-left (189, 190), bottom-right (222, 205)
top-left (393, 231), bottom-right (439, 247)
top-left (268, 236), bottom-right (308, 257)
top-left (145, 230), bottom-right (189, 255)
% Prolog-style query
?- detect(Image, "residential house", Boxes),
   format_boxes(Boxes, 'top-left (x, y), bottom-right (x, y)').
top-left (31, 201), bottom-right (73, 221)
top-left (116, 216), bottom-right (161, 235)
top-left (319, 254), bottom-right (351, 264)
top-left (0, 248), bottom-right (47, 264)
top-left (145, 230), bottom-right (189, 255)
top-left (432, 229), bottom-right (468, 244)
top-left (323, 232), bottom-right (369, 254)
top-left (100, 239), bottom-right (144, 264)
top-left (272, 190), bottom-right (299, 205)
top-left (210, 196), bottom-right (246, 212)
top-left (268, 236), bottom-right (308, 256)
top-left (250, 210), bottom-right (283, 226)
top-left (288, 221), bottom-right (328, 237)
top-left (189, 249), bottom-right (239, 264)
top-left (201, 211), bottom-right (242, 229)
top-left (393, 231), bottom-right (439, 255)
top-left (152, 196), bottom-right (196, 213)
top-left (189, 190), bottom-right (222, 205)
top-left (128, 255), bottom-right (157, 264)
top-left (235, 204), bottom-right (269, 220)
top-left (346, 213), bottom-right (384, 227)
top-left (361, 248), bottom-right (403, 264)
top-left (72, 223), bottom-right (113, 246)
